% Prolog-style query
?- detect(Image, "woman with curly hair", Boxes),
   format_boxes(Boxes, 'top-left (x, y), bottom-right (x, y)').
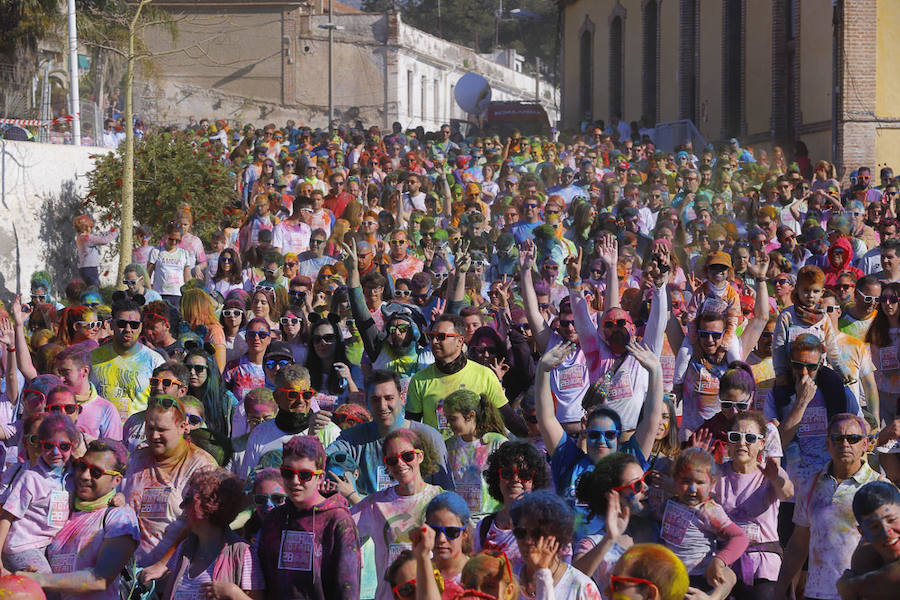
top-left (181, 289), bottom-right (227, 371)
top-left (159, 468), bottom-right (264, 600)
top-left (510, 490), bottom-right (601, 600)
top-left (473, 441), bottom-right (551, 571)
top-left (352, 428), bottom-right (444, 600)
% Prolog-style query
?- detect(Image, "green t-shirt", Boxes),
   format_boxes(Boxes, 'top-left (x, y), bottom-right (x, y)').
top-left (406, 360), bottom-right (508, 432)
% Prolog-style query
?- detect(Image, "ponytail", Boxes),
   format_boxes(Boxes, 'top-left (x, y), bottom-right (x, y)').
top-left (444, 390), bottom-right (506, 439)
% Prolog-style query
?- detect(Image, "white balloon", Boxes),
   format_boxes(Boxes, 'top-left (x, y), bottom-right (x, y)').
top-left (454, 73), bottom-right (492, 115)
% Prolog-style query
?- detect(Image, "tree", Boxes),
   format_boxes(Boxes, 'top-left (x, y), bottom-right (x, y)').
top-left (83, 130), bottom-right (237, 243)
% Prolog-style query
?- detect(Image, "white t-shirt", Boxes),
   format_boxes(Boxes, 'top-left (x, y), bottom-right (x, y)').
top-left (272, 221), bottom-right (311, 254)
top-left (148, 247), bottom-right (195, 296)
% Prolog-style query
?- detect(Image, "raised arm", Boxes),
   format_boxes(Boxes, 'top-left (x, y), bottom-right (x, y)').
top-left (519, 240), bottom-right (551, 351)
top-left (627, 341), bottom-right (664, 459)
top-left (536, 342), bottom-right (575, 457)
top-left (597, 233), bottom-right (619, 311)
top-left (27, 535), bottom-right (137, 593)
top-left (10, 297), bottom-right (37, 382)
top-left (741, 254), bottom-right (771, 359)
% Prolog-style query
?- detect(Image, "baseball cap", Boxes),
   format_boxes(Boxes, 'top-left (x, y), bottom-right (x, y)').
top-left (803, 226), bottom-right (827, 243)
top-left (264, 341), bottom-right (294, 361)
top-left (706, 252), bottom-right (733, 269)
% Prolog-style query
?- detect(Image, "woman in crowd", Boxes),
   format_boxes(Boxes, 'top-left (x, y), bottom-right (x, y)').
top-left (185, 348), bottom-right (236, 438)
top-left (305, 318), bottom-right (362, 406)
top-left (181, 288), bottom-right (227, 371)
top-left (220, 295), bottom-right (249, 364)
top-left (866, 281), bottom-right (900, 424)
top-left (279, 304), bottom-right (308, 366)
top-left (210, 248), bottom-right (245, 299)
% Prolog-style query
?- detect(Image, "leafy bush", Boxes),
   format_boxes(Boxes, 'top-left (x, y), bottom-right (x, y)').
top-left (83, 131), bottom-right (238, 242)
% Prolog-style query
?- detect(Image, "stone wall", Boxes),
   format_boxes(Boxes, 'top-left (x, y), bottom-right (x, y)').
top-left (0, 140), bottom-right (114, 303)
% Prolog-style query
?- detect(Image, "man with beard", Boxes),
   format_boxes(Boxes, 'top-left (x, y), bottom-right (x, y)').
top-left (343, 240), bottom-right (434, 388)
top-left (836, 481), bottom-right (900, 599)
top-left (406, 314), bottom-right (527, 438)
top-left (91, 299), bottom-right (165, 421)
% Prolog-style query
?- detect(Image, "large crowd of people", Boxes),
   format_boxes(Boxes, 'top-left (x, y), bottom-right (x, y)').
top-left (1, 117), bottom-right (899, 600)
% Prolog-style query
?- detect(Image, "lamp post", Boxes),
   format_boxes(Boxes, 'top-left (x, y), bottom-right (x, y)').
top-left (318, 0), bottom-right (344, 134)
top-left (66, 0), bottom-right (81, 145)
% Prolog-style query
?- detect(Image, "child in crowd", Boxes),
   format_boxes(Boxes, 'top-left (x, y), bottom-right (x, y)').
top-left (74, 215), bottom-right (118, 288)
top-left (684, 252), bottom-right (742, 361)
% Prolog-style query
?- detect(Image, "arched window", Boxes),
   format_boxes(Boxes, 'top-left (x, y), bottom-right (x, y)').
top-left (642, 0), bottom-right (659, 124)
top-left (609, 16), bottom-right (624, 119)
top-left (723, 0), bottom-right (744, 137)
top-left (579, 30), bottom-right (593, 117)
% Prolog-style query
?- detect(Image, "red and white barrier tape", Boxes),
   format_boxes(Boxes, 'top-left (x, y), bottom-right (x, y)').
top-left (0, 114), bottom-right (78, 128)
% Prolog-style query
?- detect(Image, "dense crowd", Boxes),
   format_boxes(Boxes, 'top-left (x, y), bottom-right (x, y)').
top-left (1, 117), bottom-right (899, 600)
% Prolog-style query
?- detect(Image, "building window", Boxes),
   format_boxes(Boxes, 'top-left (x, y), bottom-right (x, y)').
top-left (579, 30), bottom-right (593, 118)
top-left (679, 0), bottom-right (698, 122)
top-left (722, 0), bottom-right (743, 137)
top-left (609, 16), bottom-right (624, 120)
top-left (642, 1), bottom-right (659, 124)
top-left (434, 79), bottom-right (440, 121)
top-left (421, 76), bottom-right (427, 119)
top-left (407, 70), bottom-right (413, 117)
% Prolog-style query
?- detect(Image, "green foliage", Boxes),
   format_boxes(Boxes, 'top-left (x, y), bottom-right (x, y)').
top-left (84, 131), bottom-right (237, 242)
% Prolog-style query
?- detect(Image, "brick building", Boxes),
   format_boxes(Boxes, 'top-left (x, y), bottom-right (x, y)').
top-left (557, 0), bottom-right (900, 178)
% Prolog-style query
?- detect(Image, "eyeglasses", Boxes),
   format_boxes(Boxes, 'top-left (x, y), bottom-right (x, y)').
top-left (150, 377), bottom-right (184, 388)
top-left (773, 279), bottom-right (792, 286)
top-left (122, 279), bottom-right (139, 286)
top-left (829, 433), bottom-right (865, 445)
top-left (362, 220), bottom-right (378, 226)
top-left (880, 295), bottom-right (900, 305)
top-left (791, 361), bottom-right (820, 373)
top-left (603, 319), bottom-right (629, 328)
top-left (75, 320), bottom-right (102, 330)
top-left (389, 240), bottom-right (407, 246)
top-left (40, 440), bottom-right (73, 453)
top-left (221, 309), bottom-right (243, 318)
top-left (264, 357), bottom-right (294, 371)
top-left (727, 431), bottom-right (762, 444)
top-left (558, 319), bottom-right (576, 328)
top-left (698, 330), bottom-right (723, 340)
top-left (609, 576), bottom-right (658, 594)
top-left (74, 458), bottom-right (120, 479)
top-left (837, 284), bottom-right (855, 291)
top-left (394, 290), bottom-right (412, 298)
top-left (48, 403), bottom-right (79, 415)
top-left (24, 434), bottom-right (39, 446)
top-left (333, 413), bottom-right (366, 427)
top-left (427, 332), bottom-right (463, 342)
top-left (167, 237), bottom-right (182, 243)
top-left (384, 449), bottom-right (421, 467)
top-left (115, 319), bottom-right (141, 330)
top-left (512, 527), bottom-right (547, 541)
top-left (586, 429), bottom-right (619, 444)
top-left (148, 396), bottom-right (186, 416)
top-left (285, 262), bottom-right (298, 268)
top-left (389, 324), bottom-right (410, 335)
top-left (612, 473), bottom-right (647, 495)
top-left (280, 317), bottom-right (302, 326)
top-left (309, 239), bottom-right (325, 246)
top-left (254, 283), bottom-right (276, 293)
top-left (427, 523), bottom-right (465, 540)
top-left (393, 579), bottom-right (416, 600)
top-left (498, 467), bottom-right (534, 481)
top-left (720, 401), bottom-right (750, 411)
top-left (313, 333), bottom-right (337, 344)
top-left (513, 323), bottom-right (531, 333)
top-left (279, 466), bottom-right (323, 481)
top-left (858, 290), bottom-right (880, 303)
top-left (220, 256), bottom-right (234, 263)
top-left (246, 414), bottom-right (274, 427)
top-left (246, 330), bottom-right (271, 340)
top-left (186, 364), bottom-right (208, 375)
top-left (253, 493), bottom-right (287, 507)
top-left (278, 387), bottom-right (315, 401)
top-left (186, 414), bottom-right (203, 426)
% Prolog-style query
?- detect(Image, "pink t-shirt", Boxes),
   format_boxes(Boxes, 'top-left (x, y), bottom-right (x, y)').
top-left (179, 233), bottom-right (206, 267)
top-left (122, 444), bottom-right (216, 566)
top-left (3, 459), bottom-right (72, 553)
top-left (713, 463), bottom-right (781, 583)
top-left (77, 386), bottom-right (123, 441)
top-left (47, 506), bottom-right (141, 600)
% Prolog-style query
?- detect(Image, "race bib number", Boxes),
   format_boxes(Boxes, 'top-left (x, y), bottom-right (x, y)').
top-left (173, 578), bottom-right (203, 600)
top-left (798, 406), bottom-right (827, 437)
top-left (456, 483), bottom-right (482, 512)
top-left (661, 501), bottom-right (694, 546)
top-left (48, 490), bottom-right (69, 526)
top-left (660, 355), bottom-right (675, 385)
top-left (881, 346), bottom-right (900, 371)
top-left (50, 553), bottom-right (76, 574)
top-left (436, 401), bottom-right (448, 431)
top-left (389, 542), bottom-right (412, 565)
top-left (737, 521), bottom-right (762, 543)
top-left (558, 365), bottom-right (586, 391)
top-left (376, 465), bottom-right (395, 492)
top-left (278, 530), bottom-right (315, 571)
top-left (789, 325), bottom-right (821, 344)
top-left (695, 370), bottom-right (719, 398)
top-left (139, 485), bottom-right (171, 519)
top-left (702, 298), bottom-right (728, 315)
top-left (608, 378), bottom-right (632, 404)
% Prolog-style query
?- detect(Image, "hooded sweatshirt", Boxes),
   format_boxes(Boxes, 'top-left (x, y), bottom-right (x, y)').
top-left (258, 492), bottom-right (361, 600)
top-left (823, 236), bottom-right (863, 287)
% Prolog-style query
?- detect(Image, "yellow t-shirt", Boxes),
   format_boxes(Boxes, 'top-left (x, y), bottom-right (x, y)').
top-left (406, 360), bottom-right (507, 432)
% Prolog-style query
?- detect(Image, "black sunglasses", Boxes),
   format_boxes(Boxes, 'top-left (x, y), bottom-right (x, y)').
top-left (427, 523), bottom-right (465, 540)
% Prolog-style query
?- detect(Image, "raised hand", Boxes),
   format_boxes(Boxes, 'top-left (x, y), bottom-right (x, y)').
top-left (0, 317), bottom-right (14, 348)
top-left (341, 239), bottom-right (358, 272)
top-left (519, 239), bottom-right (535, 272)
top-left (690, 428), bottom-right (715, 453)
top-left (430, 298), bottom-right (446, 321)
top-left (10, 295), bottom-right (26, 328)
top-left (605, 490), bottom-right (630, 541)
top-left (625, 340), bottom-right (661, 373)
top-left (490, 357), bottom-right (510, 380)
top-left (565, 246), bottom-right (583, 285)
top-left (597, 233), bottom-right (618, 268)
top-left (410, 524), bottom-right (436, 559)
top-left (759, 456), bottom-right (781, 482)
top-left (539, 341), bottom-right (575, 372)
top-left (529, 536), bottom-right (560, 570)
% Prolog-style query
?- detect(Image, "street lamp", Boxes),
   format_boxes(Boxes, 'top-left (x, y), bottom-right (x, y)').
top-left (318, 0), bottom-right (345, 134)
